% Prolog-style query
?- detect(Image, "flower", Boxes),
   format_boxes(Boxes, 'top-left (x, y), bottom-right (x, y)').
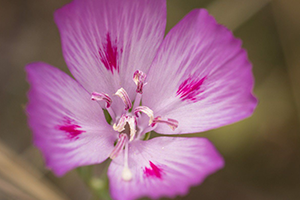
top-left (26, 0), bottom-right (257, 199)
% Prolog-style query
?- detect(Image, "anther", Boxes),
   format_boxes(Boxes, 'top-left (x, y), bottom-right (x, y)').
top-left (127, 116), bottom-right (137, 141)
top-left (115, 88), bottom-right (132, 110)
top-left (151, 117), bottom-right (179, 131)
top-left (134, 106), bottom-right (154, 125)
top-left (133, 70), bottom-right (146, 94)
top-left (113, 115), bottom-right (127, 132)
top-left (91, 92), bottom-right (112, 108)
top-left (109, 133), bottom-right (127, 159)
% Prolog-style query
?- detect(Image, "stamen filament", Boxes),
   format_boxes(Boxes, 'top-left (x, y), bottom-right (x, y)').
top-left (115, 88), bottom-right (132, 110)
top-left (106, 107), bottom-right (116, 122)
top-left (133, 93), bottom-right (142, 109)
top-left (138, 126), bottom-right (154, 138)
top-left (109, 133), bottom-right (127, 159)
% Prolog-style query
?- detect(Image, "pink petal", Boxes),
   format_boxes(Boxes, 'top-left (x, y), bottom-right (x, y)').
top-left (143, 9), bottom-right (257, 134)
top-left (55, 0), bottom-right (166, 99)
top-left (108, 137), bottom-right (224, 200)
top-left (26, 62), bottom-right (118, 176)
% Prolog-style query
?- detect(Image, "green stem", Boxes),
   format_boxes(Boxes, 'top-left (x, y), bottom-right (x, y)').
top-left (89, 176), bottom-right (111, 200)
top-left (77, 162), bottom-right (111, 200)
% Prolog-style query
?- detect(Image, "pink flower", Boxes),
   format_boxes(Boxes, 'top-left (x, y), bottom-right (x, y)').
top-left (26, 0), bottom-right (257, 199)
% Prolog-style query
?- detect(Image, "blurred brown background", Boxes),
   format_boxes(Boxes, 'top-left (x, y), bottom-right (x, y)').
top-left (0, 0), bottom-right (300, 199)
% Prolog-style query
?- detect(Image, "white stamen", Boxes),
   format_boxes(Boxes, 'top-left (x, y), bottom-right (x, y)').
top-left (152, 117), bottom-right (179, 131)
top-left (134, 106), bottom-right (154, 125)
top-left (91, 92), bottom-right (112, 108)
top-left (91, 92), bottom-right (115, 121)
top-left (115, 88), bottom-right (132, 110)
top-left (109, 134), bottom-right (127, 159)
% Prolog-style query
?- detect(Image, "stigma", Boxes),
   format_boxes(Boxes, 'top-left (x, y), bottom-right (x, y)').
top-left (122, 167), bottom-right (132, 181)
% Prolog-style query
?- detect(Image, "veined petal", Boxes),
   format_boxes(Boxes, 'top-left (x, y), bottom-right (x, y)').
top-left (108, 137), bottom-right (224, 200)
top-left (26, 62), bottom-right (118, 176)
top-left (54, 0), bottom-right (166, 99)
top-left (143, 9), bottom-right (257, 134)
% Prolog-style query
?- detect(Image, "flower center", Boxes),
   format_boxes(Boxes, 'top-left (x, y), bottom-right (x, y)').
top-left (91, 70), bottom-right (178, 181)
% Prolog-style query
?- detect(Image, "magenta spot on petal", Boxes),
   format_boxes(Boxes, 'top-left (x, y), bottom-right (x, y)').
top-left (99, 33), bottom-right (121, 74)
top-left (144, 161), bottom-right (163, 179)
top-left (176, 76), bottom-right (207, 102)
top-left (57, 117), bottom-right (85, 140)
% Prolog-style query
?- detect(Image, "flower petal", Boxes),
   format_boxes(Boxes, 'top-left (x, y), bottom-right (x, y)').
top-left (54, 0), bottom-right (166, 99)
top-left (143, 9), bottom-right (257, 134)
top-left (108, 137), bottom-right (224, 200)
top-left (26, 62), bottom-right (118, 176)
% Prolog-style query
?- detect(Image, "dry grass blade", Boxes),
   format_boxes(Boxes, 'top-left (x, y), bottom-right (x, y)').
top-left (0, 140), bottom-right (70, 200)
top-left (0, 177), bottom-right (35, 200)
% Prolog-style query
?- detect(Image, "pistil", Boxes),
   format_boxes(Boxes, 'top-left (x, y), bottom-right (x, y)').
top-left (122, 140), bottom-right (132, 181)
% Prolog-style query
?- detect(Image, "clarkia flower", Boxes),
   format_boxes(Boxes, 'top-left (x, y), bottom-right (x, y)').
top-left (26, 0), bottom-right (257, 199)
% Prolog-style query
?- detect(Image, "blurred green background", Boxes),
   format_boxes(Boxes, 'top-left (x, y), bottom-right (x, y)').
top-left (0, 0), bottom-right (300, 199)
